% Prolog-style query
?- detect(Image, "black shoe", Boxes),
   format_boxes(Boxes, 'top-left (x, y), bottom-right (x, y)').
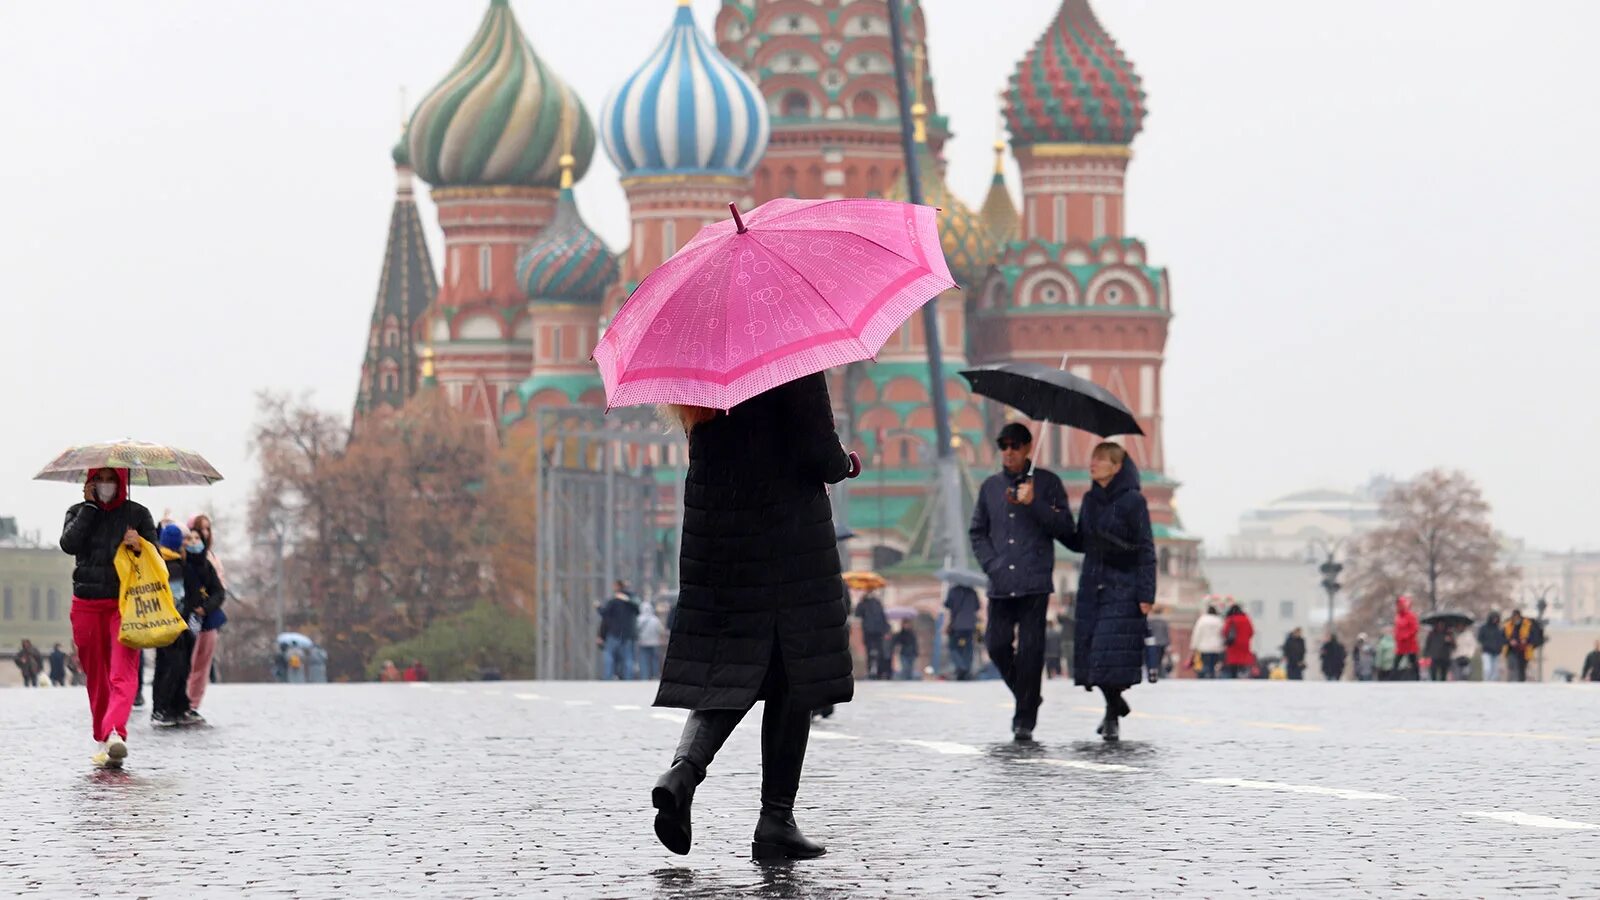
top-left (1147, 671), bottom-right (1159, 684)
top-left (180, 710), bottom-right (206, 727)
top-left (150, 710), bottom-right (177, 728)
top-left (752, 812), bottom-right (826, 862)
top-left (1102, 715), bottom-right (1120, 742)
top-left (1012, 726), bottom-right (1034, 742)
top-left (1095, 714), bottom-right (1109, 736)
top-left (652, 761), bottom-right (699, 856)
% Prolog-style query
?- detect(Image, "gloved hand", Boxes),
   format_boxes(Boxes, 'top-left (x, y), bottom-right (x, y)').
top-left (846, 450), bottom-right (862, 479)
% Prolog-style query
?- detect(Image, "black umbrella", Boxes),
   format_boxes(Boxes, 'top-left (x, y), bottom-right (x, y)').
top-left (934, 567), bottom-right (989, 589)
top-left (959, 363), bottom-right (1143, 437)
top-left (1421, 611), bottom-right (1473, 629)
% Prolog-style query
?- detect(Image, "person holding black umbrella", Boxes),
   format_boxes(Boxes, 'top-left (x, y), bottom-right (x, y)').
top-left (943, 584), bottom-right (980, 680)
top-left (968, 422), bottom-right (1075, 741)
top-left (1065, 442), bottom-right (1156, 742)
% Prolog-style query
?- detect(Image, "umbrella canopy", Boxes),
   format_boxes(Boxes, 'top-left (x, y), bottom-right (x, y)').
top-left (934, 567), bottom-right (989, 589)
top-left (885, 607), bottom-right (918, 622)
top-left (34, 439), bottom-right (224, 487)
top-left (960, 363), bottom-right (1143, 438)
top-left (1421, 611), bottom-right (1474, 629)
top-left (594, 198), bottom-right (956, 411)
top-left (834, 523), bottom-right (856, 542)
top-left (276, 632), bottom-right (315, 649)
top-left (842, 571), bottom-right (887, 591)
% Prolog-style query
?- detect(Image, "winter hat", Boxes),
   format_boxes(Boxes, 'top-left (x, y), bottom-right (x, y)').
top-left (159, 523), bottom-right (185, 552)
top-left (996, 422), bottom-right (1033, 446)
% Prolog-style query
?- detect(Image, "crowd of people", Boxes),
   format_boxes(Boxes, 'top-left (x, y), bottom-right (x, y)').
top-left (595, 580), bottom-right (667, 681)
top-left (55, 468), bottom-right (229, 767)
top-left (11, 639), bottom-right (82, 687)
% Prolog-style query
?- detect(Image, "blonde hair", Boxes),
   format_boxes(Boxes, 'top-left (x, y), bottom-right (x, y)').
top-left (1091, 441), bottom-right (1127, 465)
top-left (661, 404), bottom-right (719, 434)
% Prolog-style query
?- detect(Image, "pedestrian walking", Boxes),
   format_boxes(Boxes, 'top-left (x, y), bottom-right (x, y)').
top-left (1390, 596), bottom-right (1421, 680)
top-left (856, 592), bottom-right (890, 680)
top-left (403, 659), bottom-right (429, 682)
top-left (636, 600), bottom-right (666, 680)
top-left (1223, 604), bottom-right (1255, 679)
top-left (1044, 619), bottom-right (1063, 679)
top-left (1065, 442), bottom-right (1155, 743)
top-left (1282, 628), bottom-right (1307, 681)
top-left (14, 639), bottom-right (44, 687)
top-left (1319, 632), bottom-right (1347, 682)
top-left (649, 373), bottom-right (861, 861)
top-left (597, 582), bottom-right (641, 681)
top-left (1145, 606), bottom-right (1170, 683)
top-left (48, 643), bottom-right (68, 687)
top-left (60, 467), bottom-right (157, 768)
top-left (1375, 631), bottom-right (1396, 680)
top-left (1351, 634), bottom-right (1375, 681)
top-left (1424, 623), bottom-right (1456, 683)
top-left (969, 422), bottom-right (1075, 742)
top-left (186, 514), bottom-right (227, 714)
top-left (150, 524), bottom-right (197, 728)
top-left (1581, 641), bottom-right (1600, 682)
top-left (1190, 603), bottom-right (1225, 679)
top-left (379, 659), bottom-right (402, 682)
top-left (943, 584), bottom-right (979, 680)
top-left (1502, 609), bottom-right (1534, 682)
top-left (891, 620), bottom-right (920, 681)
top-left (1477, 612), bottom-right (1505, 681)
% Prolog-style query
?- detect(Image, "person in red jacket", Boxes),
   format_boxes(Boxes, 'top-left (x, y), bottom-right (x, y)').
top-left (1391, 595), bottom-right (1421, 681)
top-left (1223, 603), bottom-right (1255, 679)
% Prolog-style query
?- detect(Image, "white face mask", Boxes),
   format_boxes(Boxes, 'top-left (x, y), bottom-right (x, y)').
top-left (95, 483), bottom-right (117, 503)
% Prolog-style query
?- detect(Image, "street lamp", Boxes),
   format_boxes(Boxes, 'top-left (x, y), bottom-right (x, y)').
top-left (1310, 539), bottom-right (1346, 633)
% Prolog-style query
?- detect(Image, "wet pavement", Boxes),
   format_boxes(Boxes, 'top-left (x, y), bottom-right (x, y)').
top-left (2, 677), bottom-right (1598, 897)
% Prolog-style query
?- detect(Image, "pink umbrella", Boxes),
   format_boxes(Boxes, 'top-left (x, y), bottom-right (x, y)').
top-left (593, 198), bottom-right (955, 411)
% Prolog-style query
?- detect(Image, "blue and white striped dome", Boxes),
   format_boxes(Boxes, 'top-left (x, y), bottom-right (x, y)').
top-left (600, 2), bottom-right (770, 178)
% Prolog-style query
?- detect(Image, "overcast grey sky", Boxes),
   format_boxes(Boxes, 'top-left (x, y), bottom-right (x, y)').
top-left (2, 1), bottom-right (1596, 555)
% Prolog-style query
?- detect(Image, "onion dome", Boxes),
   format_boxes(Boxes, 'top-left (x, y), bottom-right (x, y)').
top-left (600, 1), bottom-right (769, 178)
top-left (1004, 0), bottom-right (1146, 146)
top-left (979, 141), bottom-right (1020, 245)
top-left (407, 0), bottom-right (596, 188)
top-left (516, 158), bottom-right (618, 303)
top-left (392, 132), bottom-right (411, 168)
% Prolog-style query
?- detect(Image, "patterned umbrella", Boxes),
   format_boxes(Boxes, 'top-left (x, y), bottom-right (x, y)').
top-left (842, 571), bottom-right (888, 591)
top-left (34, 439), bottom-right (224, 487)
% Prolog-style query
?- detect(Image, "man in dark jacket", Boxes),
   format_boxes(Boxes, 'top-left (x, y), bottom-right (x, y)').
top-left (1582, 641), bottom-right (1600, 682)
top-left (1424, 624), bottom-right (1455, 682)
top-left (598, 583), bottom-right (641, 681)
top-left (1477, 613), bottom-right (1505, 681)
top-left (1319, 632), bottom-right (1347, 681)
top-left (890, 621), bottom-right (919, 681)
top-left (15, 640), bottom-right (44, 687)
top-left (855, 592), bottom-right (891, 680)
top-left (1282, 628), bottom-right (1307, 680)
top-left (969, 423), bottom-right (1074, 740)
top-left (151, 524), bottom-right (196, 727)
top-left (48, 643), bottom-right (68, 686)
top-left (943, 585), bottom-right (979, 680)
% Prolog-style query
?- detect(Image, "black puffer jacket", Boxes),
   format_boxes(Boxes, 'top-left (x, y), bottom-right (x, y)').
top-left (1068, 457), bottom-right (1156, 689)
top-left (655, 373), bottom-right (855, 712)
top-left (969, 463), bottom-right (1074, 599)
top-left (59, 471), bottom-right (158, 600)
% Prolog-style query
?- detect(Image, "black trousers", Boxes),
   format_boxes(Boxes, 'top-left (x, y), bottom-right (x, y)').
top-left (863, 633), bottom-right (889, 680)
top-left (1429, 657), bottom-right (1451, 681)
top-left (1507, 654), bottom-right (1528, 682)
top-left (153, 629), bottom-right (196, 717)
top-left (985, 594), bottom-right (1049, 730)
top-left (1391, 653), bottom-right (1420, 681)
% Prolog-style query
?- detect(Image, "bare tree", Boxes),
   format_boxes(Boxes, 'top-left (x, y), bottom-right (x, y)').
top-left (1344, 469), bottom-right (1519, 634)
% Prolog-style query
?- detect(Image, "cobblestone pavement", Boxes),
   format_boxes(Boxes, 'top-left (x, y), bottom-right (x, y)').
top-left (3, 677), bottom-right (1598, 898)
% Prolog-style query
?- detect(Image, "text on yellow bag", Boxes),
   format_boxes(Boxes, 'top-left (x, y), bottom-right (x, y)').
top-left (114, 538), bottom-right (186, 649)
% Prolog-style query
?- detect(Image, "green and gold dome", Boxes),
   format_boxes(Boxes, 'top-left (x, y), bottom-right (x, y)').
top-left (407, 0), bottom-right (595, 189)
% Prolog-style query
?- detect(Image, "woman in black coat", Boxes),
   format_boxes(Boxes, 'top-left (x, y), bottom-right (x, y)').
top-left (1066, 442), bottom-right (1156, 742)
top-left (651, 372), bottom-right (860, 861)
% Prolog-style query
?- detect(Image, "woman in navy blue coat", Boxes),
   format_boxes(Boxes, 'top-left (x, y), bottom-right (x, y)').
top-left (1067, 442), bottom-right (1157, 742)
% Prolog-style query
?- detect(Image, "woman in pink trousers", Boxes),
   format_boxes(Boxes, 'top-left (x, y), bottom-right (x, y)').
top-left (187, 514), bottom-right (228, 714)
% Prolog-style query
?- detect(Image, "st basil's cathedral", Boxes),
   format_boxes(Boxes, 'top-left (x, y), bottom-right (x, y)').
top-left (353, 0), bottom-right (1205, 617)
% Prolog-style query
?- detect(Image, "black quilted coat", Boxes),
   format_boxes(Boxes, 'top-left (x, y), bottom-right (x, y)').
top-left (654, 373), bottom-right (855, 712)
top-left (1068, 457), bottom-right (1157, 689)
top-left (59, 469), bottom-right (158, 600)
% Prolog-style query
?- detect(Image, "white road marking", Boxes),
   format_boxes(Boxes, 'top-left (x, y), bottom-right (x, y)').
top-left (562, 699), bottom-right (593, 706)
top-left (1194, 777), bottom-right (1397, 802)
top-left (442, 688), bottom-right (469, 695)
top-left (1462, 810), bottom-right (1600, 830)
top-left (513, 692), bottom-right (545, 700)
top-left (809, 730), bottom-right (861, 741)
top-left (896, 739), bottom-right (981, 756)
top-left (652, 712), bottom-right (689, 724)
top-left (612, 704), bottom-right (642, 711)
top-left (894, 693), bottom-right (966, 705)
top-left (1024, 758), bottom-right (1143, 774)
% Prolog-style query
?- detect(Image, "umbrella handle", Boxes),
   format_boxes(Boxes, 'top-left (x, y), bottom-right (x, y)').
top-left (729, 202), bottom-right (748, 235)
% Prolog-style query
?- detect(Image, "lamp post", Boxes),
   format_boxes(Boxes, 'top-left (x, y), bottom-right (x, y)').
top-left (1527, 584), bottom-right (1555, 682)
top-left (1311, 538), bottom-right (1346, 635)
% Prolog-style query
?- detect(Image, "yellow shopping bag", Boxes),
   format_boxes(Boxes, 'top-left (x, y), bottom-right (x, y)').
top-left (114, 538), bottom-right (186, 649)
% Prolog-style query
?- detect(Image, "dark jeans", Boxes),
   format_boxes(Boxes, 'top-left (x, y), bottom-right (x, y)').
top-left (1429, 657), bottom-right (1451, 682)
top-left (1224, 664), bottom-right (1249, 679)
top-left (1200, 653), bottom-right (1222, 678)
top-left (1287, 663), bottom-right (1304, 681)
top-left (948, 631), bottom-right (975, 680)
top-left (637, 645), bottom-right (662, 680)
top-left (1144, 643), bottom-right (1167, 677)
top-left (1391, 653), bottom-right (1420, 681)
top-left (152, 629), bottom-right (196, 717)
top-left (863, 633), bottom-right (889, 680)
top-left (1507, 654), bottom-right (1528, 682)
top-left (21, 672), bottom-right (38, 687)
top-left (985, 594), bottom-right (1048, 731)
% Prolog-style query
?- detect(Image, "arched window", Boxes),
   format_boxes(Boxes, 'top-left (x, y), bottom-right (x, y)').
top-left (782, 91), bottom-right (809, 118)
top-left (851, 92), bottom-right (879, 119)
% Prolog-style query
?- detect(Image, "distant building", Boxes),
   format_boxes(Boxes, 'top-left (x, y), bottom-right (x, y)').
top-left (1226, 482), bottom-right (1386, 559)
top-left (1504, 541), bottom-right (1600, 625)
top-left (1, 544), bottom-right (74, 681)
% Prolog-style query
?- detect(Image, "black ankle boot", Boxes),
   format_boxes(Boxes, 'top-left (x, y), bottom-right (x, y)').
top-left (1102, 714), bottom-right (1120, 742)
top-left (753, 809), bottom-right (826, 861)
top-left (652, 760), bottom-right (702, 855)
